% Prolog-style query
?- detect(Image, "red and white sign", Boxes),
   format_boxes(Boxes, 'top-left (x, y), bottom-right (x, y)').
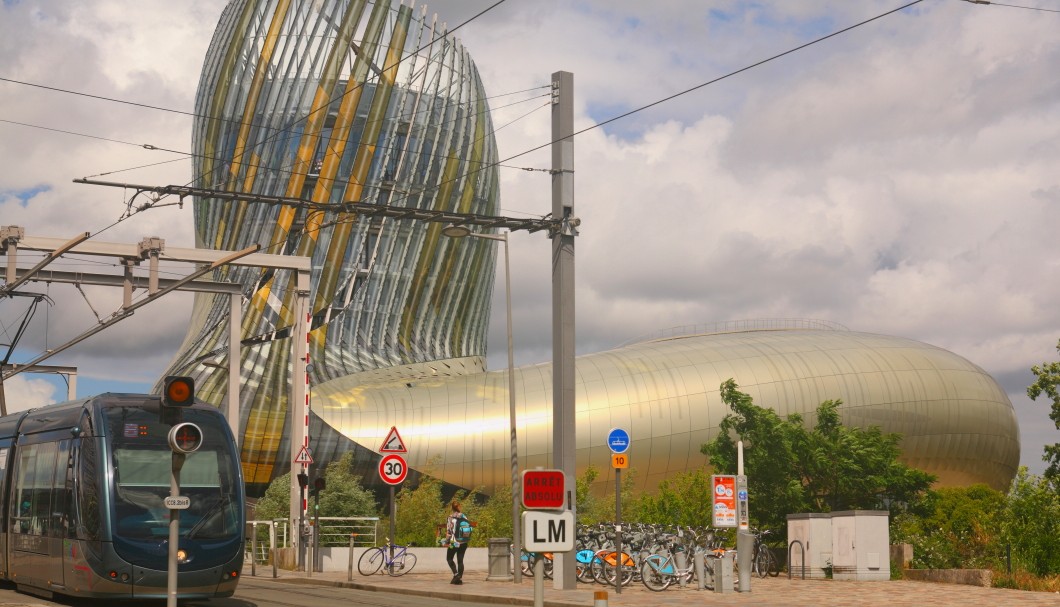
top-left (379, 426), bottom-right (407, 453)
top-left (379, 453), bottom-right (408, 485)
top-left (712, 475), bottom-right (737, 528)
top-left (521, 469), bottom-right (565, 509)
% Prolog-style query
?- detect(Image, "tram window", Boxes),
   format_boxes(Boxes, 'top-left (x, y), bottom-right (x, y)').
top-left (12, 442), bottom-right (59, 536)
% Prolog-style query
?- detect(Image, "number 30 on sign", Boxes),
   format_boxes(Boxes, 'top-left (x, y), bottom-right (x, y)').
top-left (379, 453), bottom-right (408, 485)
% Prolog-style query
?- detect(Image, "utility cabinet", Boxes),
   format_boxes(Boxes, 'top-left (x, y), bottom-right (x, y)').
top-left (786, 513), bottom-right (832, 579)
top-left (830, 510), bottom-right (889, 581)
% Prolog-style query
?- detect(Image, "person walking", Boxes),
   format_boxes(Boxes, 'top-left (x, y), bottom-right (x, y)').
top-left (444, 500), bottom-right (471, 584)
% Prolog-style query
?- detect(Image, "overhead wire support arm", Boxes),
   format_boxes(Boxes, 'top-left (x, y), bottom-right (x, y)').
top-left (1, 244), bottom-right (260, 382)
top-left (73, 178), bottom-right (563, 235)
top-left (0, 231), bottom-right (90, 296)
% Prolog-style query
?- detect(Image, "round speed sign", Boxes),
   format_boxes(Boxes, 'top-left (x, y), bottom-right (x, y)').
top-left (378, 453), bottom-right (408, 485)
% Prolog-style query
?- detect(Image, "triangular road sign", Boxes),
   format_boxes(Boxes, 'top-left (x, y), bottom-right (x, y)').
top-left (379, 426), bottom-right (407, 453)
top-left (294, 445), bottom-right (314, 464)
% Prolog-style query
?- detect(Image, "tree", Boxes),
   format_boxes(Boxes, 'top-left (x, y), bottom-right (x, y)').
top-left (702, 379), bottom-right (934, 532)
top-left (252, 452), bottom-right (378, 523)
top-left (1001, 467), bottom-right (1060, 576)
top-left (1028, 339), bottom-right (1060, 482)
top-left (636, 468), bottom-right (714, 527)
top-left (891, 484), bottom-right (1005, 569)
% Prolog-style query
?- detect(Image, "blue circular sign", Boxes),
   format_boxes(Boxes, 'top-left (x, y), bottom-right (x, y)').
top-left (607, 428), bottom-right (630, 454)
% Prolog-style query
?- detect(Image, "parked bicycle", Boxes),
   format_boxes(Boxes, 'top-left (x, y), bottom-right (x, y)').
top-left (357, 539), bottom-right (417, 576)
top-left (751, 529), bottom-right (780, 578)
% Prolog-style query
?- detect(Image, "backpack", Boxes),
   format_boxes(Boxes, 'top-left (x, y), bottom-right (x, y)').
top-left (454, 516), bottom-right (473, 543)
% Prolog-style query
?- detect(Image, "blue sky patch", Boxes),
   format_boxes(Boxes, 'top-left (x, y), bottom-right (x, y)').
top-left (3, 184), bottom-right (51, 207)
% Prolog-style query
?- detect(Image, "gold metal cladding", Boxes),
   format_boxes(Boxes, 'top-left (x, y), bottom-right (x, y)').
top-left (312, 330), bottom-right (1020, 495)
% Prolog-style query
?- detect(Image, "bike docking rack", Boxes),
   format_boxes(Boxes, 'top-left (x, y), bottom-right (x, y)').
top-left (788, 539), bottom-right (807, 580)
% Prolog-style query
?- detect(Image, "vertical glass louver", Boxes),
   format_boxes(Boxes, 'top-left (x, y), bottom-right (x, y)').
top-left (161, 0), bottom-right (500, 486)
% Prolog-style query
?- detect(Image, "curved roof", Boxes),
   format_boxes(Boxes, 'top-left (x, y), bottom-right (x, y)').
top-left (313, 328), bottom-right (1020, 493)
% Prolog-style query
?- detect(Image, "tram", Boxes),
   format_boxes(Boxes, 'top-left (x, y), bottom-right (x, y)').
top-left (0, 379), bottom-right (244, 599)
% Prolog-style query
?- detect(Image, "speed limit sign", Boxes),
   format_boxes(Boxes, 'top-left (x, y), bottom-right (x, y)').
top-left (378, 453), bottom-right (408, 485)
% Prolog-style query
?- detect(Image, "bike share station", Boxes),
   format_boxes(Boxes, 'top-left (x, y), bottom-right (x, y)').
top-left (711, 441), bottom-right (755, 593)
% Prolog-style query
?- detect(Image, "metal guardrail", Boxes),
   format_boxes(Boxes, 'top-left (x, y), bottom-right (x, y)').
top-left (313, 516), bottom-right (379, 547)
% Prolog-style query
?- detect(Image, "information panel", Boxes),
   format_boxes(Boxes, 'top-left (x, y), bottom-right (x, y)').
top-left (712, 474), bottom-right (737, 528)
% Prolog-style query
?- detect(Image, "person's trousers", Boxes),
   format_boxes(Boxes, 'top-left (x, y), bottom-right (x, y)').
top-left (446, 543), bottom-right (468, 577)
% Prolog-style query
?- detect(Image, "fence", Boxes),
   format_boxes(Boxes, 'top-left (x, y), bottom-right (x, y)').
top-left (245, 517), bottom-right (379, 566)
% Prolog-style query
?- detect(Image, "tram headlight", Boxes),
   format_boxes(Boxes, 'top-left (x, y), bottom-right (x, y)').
top-left (176, 549), bottom-right (190, 564)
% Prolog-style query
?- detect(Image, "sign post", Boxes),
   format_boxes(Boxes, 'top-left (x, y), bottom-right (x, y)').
top-left (165, 421), bottom-right (202, 607)
top-left (521, 469), bottom-right (570, 605)
top-left (378, 429), bottom-right (408, 573)
top-left (607, 428), bottom-right (630, 595)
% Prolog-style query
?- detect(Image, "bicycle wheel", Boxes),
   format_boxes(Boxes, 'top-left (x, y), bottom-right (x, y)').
top-left (520, 551), bottom-right (534, 576)
top-left (542, 554), bottom-right (554, 579)
top-left (388, 551), bottom-right (417, 576)
top-left (639, 556), bottom-right (671, 592)
top-left (590, 555), bottom-right (609, 584)
top-left (357, 547), bottom-right (384, 576)
top-left (755, 547), bottom-right (777, 578)
top-left (764, 547), bottom-right (780, 577)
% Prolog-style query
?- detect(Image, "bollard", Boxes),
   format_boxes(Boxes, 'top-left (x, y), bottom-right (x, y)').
top-left (675, 548), bottom-right (688, 587)
top-left (347, 534), bottom-right (356, 582)
top-left (736, 530), bottom-right (753, 592)
top-left (250, 523), bottom-right (257, 577)
top-left (594, 590), bottom-right (608, 606)
top-left (694, 551), bottom-right (705, 590)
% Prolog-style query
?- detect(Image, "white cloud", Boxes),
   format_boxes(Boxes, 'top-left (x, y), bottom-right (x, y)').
top-left (2, 0), bottom-right (1057, 474)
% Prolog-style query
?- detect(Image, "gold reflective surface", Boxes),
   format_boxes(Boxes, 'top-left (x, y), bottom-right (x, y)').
top-left (313, 329), bottom-right (1020, 493)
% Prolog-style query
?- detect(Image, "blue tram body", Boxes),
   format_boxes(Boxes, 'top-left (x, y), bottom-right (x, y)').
top-left (0, 393), bottom-right (244, 599)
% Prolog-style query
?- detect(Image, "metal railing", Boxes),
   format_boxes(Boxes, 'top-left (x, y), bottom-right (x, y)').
top-left (313, 516), bottom-right (379, 547)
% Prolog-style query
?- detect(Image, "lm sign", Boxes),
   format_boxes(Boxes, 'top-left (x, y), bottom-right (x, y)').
top-left (522, 510), bottom-right (575, 552)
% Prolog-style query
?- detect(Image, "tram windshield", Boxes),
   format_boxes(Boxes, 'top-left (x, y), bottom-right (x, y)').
top-left (104, 406), bottom-right (241, 543)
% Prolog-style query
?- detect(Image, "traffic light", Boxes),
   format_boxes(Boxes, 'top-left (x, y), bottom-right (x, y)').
top-left (296, 472), bottom-right (309, 490)
top-left (167, 422), bottom-right (204, 454)
top-left (313, 477), bottom-right (326, 493)
top-left (163, 376), bottom-right (195, 407)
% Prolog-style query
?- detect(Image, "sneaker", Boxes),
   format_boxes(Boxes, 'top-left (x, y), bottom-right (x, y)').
top-left (453, 578), bottom-right (463, 585)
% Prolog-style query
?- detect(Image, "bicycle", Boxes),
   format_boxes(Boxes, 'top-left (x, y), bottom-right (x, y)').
top-left (639, 534), bottom-right (698, 591)
top-left (751, 529), bottom-right (779, 578)
top-left (357, 540), bottom-right (417, 576)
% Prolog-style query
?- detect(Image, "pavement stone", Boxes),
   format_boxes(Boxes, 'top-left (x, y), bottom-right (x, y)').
top-left (242, 564), bottom-right (1060, 606)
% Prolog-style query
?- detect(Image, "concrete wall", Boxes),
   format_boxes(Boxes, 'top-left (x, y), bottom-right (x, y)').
top-left (272, 546), bottom-right (495, 574)
top-left (902, 569), bottom-right (993, 587)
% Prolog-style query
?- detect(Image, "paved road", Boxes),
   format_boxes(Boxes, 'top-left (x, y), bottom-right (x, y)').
top-left (1, 567), bottom-right (1059, 607)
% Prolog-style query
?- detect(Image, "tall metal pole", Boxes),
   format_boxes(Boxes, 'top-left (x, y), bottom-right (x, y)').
top-left (501, 233), bottom-right (522, 583)
top-left (550, 70), bottom-right (577, 590)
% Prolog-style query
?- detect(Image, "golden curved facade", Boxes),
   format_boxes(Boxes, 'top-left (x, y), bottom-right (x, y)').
top-left (161, 0), bottom-right (499, 489)
top-left (312, 327), bottom-right (1020, 493)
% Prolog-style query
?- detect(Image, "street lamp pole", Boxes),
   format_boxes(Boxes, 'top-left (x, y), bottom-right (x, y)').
top-left (442, 225), bottom-right (521, 583)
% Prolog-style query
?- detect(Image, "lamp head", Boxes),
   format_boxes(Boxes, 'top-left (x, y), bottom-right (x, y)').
top-left (441, 224), bottom-right (471, 238)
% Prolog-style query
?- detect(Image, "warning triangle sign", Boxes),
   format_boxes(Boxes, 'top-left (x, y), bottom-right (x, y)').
top-left (294, 445), bottom-right (314, 464)
top-left (379, 426), bottom-right (407, 453)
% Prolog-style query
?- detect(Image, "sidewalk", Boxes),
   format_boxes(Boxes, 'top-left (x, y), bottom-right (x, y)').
top-left (242, 564), bottom-right (1060, 606)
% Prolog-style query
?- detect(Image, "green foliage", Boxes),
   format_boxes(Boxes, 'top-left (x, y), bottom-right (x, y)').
top-left (890, 485), bottom-right (1005, 569)
top-left (636, 468), bottom-right (714, 527)
top-left (474, 482), bottom-right (514, 542)
top-left (1001, 467), bottom-right (1060, 577)
top-left (393, 473), bottom-right (447, 547)
top-left (252, 453), bottom-right (378, 528)
top-left (1028, 339), bottom-right (1060, 482)
top-left (313, 452), bottom-right (379, 518)
top-left (702, 379), bottom-right (934, 532)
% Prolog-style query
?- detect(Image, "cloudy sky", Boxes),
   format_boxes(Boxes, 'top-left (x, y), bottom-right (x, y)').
top-left (1, 0), bottom-right (1057, 475)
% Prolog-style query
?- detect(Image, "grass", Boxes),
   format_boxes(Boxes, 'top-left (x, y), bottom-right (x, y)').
top-left (991, 570), bottom-right (1060, 592)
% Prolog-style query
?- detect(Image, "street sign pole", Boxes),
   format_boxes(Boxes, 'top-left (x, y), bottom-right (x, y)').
top-left (606, 428), bottom-right (629, 596)
top-left (167, 452), bottom-right (184, 607)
